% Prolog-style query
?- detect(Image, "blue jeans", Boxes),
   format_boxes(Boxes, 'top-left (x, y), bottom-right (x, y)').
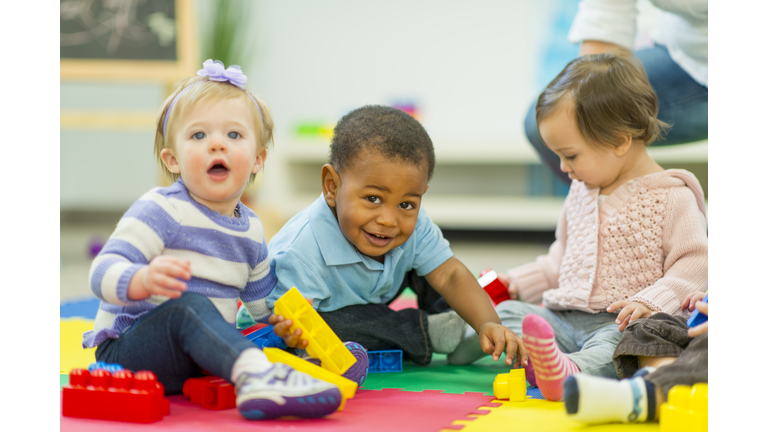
top-left (525, 44), bottom-right (708, 183)
top-left (95, 292), bottom-right (257, 394)
top-left (318, 270), bottom-right (451, 366)
top-left (495, 301), bottom-right (622, 378)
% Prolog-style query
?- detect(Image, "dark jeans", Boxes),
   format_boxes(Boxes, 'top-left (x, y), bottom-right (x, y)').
top-left (318, 271), bottom-right (451, 366)
top-left (613, 313), bottom-right (708, 396)
top-left (95, 292), bottom-right (257, 394)
top-left (525, 44), bottom-right (709, 184)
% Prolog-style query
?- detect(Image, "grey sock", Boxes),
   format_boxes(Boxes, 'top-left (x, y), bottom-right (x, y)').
top-left (446, 325), bottom-right (487, 364)
top-left (427, 311), bottom-right (467, 353)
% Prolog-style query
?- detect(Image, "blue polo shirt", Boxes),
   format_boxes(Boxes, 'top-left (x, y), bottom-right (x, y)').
top-left (266, 195), bottom-right (454, 312)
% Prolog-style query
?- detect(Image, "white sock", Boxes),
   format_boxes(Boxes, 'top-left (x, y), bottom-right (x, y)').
top-left (564, 375), bottom-right (651, 424)
top-left (231, 348), bottom-right (273, 383)
top-left (446, 325), bottom-right (487, 364)
top-left (427, 311), bottom-right (467, 353)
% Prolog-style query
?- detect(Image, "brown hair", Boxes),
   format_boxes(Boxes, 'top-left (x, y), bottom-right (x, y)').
top-left (536, 49), bottom-right (669, 149)
top-left (153, 76), bottom-right (274, 184)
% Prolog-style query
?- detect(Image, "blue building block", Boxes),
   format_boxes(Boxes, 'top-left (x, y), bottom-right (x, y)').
top-left (367, 350), bottom-right (403, 373)
top-left (88, 362), bottom-right (125, 373)
top-left (242, 324), bottom-right (288, 350)
top-left (686, 293), bottom-right (708, 328)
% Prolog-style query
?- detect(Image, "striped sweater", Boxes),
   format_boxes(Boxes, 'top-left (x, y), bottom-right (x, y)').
top-left (82, 180), bottom-right (276, 348)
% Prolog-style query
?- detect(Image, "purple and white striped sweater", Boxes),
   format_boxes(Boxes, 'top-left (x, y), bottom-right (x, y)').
top-left (82, 180), bottom-right (277, 348)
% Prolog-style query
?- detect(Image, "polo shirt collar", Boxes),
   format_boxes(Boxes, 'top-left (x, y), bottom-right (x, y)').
top-left (309, 195), bottom-right (367, 266)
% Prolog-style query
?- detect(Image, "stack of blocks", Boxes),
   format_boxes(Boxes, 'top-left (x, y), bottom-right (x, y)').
top-left (62, 366), bottom-right (170, 423)
top-left (182, 376), bottom-right (237, 410)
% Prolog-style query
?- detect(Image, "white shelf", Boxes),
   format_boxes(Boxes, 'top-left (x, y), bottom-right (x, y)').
top-left (282, 139), bottom-right (708, 165)
top-left (281, 194), bottom-right (566, 231)
top-left (276, 139), bottom-right (707, 231)
top-left (648, 140), bottom-right (708, 163)
top-left (422, 195), bottom-right (565, 230)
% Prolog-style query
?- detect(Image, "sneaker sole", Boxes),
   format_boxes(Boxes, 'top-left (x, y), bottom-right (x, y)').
top-left (239, 388), bottom-right (342, 420)
top-left (341, 341), bottom-right (369, 386)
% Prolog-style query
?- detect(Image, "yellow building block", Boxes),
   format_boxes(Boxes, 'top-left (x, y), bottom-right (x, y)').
top-left (493, 369), bottom-right (527, 401)
top-left (273, 287), bottom-right (357, 375)
top-left (659, 383), bottom-right (707, 432)
top-left (263, 347), bottom-right (357, 410)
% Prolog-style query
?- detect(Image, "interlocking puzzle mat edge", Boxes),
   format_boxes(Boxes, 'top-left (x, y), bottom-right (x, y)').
top-left (440, 398), bottom-right (660, 432)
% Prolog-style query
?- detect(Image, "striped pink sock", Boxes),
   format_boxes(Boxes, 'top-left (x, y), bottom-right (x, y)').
top-left (522, 314), bottom-right (580, 401)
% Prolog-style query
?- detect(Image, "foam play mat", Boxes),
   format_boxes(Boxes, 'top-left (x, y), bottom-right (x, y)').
top-left (60, 295), bottom-right (660, 431)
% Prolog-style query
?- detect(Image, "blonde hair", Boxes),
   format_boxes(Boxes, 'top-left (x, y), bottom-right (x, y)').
top-left (536, 49), bottom-right (669, 149)
top-left (154, 76), bottom-right (275, 184)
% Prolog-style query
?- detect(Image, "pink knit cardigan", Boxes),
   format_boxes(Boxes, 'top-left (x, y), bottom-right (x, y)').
top-left (508, 169), bottom-right (707, 316)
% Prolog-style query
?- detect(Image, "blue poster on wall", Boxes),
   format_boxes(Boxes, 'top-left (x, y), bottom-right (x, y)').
top-left (538, 0), bottom-right (580, 89)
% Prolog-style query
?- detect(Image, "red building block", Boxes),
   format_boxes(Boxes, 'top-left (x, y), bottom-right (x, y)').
top-left (182, 376), bottom-right (236, 410)
top-left (479, 270), bottom-right (511, 306)
top-left (240, 323), bottom-right (268, 337)
top-left (62, 368), bottom-right (170, 423)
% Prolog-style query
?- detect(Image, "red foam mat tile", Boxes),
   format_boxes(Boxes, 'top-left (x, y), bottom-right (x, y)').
top-left (61, 388), bottom-right (498, 432)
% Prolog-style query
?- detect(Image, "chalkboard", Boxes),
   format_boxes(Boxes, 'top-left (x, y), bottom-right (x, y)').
top-left (61, 0), bottom-right (177, 60)
top-left (60, 0), bottom-right (196, 81)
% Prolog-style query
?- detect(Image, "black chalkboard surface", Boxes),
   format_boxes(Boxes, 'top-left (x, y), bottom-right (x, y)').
top-left (60, 0), bottom-right (177, 61)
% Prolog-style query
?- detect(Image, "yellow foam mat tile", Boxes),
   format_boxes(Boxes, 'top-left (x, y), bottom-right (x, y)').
top-left (60, 318), bottom-right (96, 374)
top-left (441, 398), bottom-right (660, 432)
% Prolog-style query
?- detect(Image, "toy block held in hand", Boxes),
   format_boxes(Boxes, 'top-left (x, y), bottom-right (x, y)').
top-left (659, 383), bottom-right (708, 432)
top-left (686, 293), bottom-right (708, 328)
top-left (493, 368), bottom-right (527, 402)
top-left (63, 368), bottom-right (170, 423)
top-left (182, 376), bottom-right (236, 410)
top-left (273, 287), bottom-right (357, 375)
top-left (479, 270), bottom-right (511, 306)
top-left (368, 350), bottom-right (403, 373)
top-left (263, 347), bottom-right (357, 410)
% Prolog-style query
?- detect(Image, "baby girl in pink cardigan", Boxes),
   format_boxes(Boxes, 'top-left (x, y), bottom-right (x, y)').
top-left (453, 50), bottom-right (707, 402)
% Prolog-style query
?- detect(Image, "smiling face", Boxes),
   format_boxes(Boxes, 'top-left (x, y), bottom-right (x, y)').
top-left (538, 99), bottom-right (627, 191)
top-left (322, 151), bottom-right (429, 261)
top-left (160, 96), bottom-right (266, 216)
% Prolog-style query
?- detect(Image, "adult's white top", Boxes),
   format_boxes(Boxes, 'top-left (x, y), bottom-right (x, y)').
top-left (568, 0), bottom-right (708, 87)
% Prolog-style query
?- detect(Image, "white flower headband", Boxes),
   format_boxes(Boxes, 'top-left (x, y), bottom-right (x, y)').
top-left (162, 59), bottom-right (263, 137)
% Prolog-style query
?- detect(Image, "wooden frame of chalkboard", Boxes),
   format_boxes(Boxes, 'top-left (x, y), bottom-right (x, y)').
top-left (60, 0), bottom-right (198, 81)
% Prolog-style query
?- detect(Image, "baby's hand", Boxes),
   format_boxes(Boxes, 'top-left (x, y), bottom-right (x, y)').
top-left (477, 322), bottom-right (528, 367)
top-left (482, 268), bottom-right (518, 300)
top-left (681, 291), bottom-right (707, 312)
top-left (268, 297), bottom-right (313, 349)
top-left (607, 300), bottom-right (654, 332)
top-left (687, 301), bottom-right (709, 337)
top-left (128, 256), bottom-right (191, 300)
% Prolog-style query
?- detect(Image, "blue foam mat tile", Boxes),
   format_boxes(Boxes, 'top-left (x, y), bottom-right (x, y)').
top-left (60, 297), bottom-right (100, 319)
top-left (527, 386), bottom-right (544, 400)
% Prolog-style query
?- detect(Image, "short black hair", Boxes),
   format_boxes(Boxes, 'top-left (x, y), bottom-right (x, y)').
top-left (329, 105), bottom-right (435, 180)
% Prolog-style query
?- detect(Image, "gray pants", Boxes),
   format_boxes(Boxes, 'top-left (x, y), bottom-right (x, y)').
top-left (452, 301), bottom-right (621, 378)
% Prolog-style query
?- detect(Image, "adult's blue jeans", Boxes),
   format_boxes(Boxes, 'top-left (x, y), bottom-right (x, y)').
top-left (95, 292), bottom-right (257, 394)
top-left (524, 44), bottom-right (708, 183)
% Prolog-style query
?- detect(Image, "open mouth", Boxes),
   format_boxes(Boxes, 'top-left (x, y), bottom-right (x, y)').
top-left (363, 230), bottom-right (394, 247)
top-left (207, 160), bottom-right (230, 179)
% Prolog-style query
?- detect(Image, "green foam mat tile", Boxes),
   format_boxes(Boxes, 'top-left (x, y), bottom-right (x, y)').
top-left (361, 353), bottom-right (513, 395)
